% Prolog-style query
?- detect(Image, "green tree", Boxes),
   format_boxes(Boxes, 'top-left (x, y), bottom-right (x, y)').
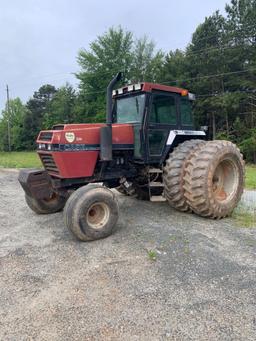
top-left (160, 49), bottom-right (188, 87)
top-left (23, 84), bottom-right (57, 149)
top-left (43, 84), bottom-right (76, 129)
top-left (76, 26), bottom-right (133, 122)
top-left (0, 98), bottom-right (27, 151)
top-left (76, 27), bottom-right (164, 122)
top-left (240, 128), bottom-right (256, 163)
top-left (130, 36), bottom-right (164, 82)
top-left (160, 2), bottom-right (256, 162)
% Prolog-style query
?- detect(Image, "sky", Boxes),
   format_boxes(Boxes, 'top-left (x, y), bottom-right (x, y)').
top-left (0, 0), bottom-right (228, 111)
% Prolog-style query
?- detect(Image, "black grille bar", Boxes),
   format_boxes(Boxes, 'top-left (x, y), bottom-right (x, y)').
top-left (40, 153), bottom-right (59, 174)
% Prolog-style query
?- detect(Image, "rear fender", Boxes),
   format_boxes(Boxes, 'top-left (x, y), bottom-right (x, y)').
top-left (160, 130), bottom-right (206, 164)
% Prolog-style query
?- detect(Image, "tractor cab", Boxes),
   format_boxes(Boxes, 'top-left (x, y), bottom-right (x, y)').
top-left (112, 82), bottom-right (199, 164)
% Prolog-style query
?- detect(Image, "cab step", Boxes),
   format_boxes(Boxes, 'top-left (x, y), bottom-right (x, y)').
top-left (149, 181), bottom-right (164, 187)
top-left (148, 168), bottom-right (165, 202)
top-left (150, 195), bottom-right (166, 202)
top-left (148, 168), bottom-right (163, 174)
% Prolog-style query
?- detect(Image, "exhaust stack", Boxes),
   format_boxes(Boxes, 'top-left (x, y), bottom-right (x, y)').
top-left (100, 72), bottom-right (122, 161)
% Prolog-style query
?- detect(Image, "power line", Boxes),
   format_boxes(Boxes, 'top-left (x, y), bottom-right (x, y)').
top-left (161, 67), bottom-right (256, 86)
top-left (164, 26), bottom-right (256, 51)
top-left (6, 85), bottom-right (11, 152)
top-left (3, 32), bottom-right (256, 100)
top-left (12, 67), bottom-right (254, 99)
top-left (196, 90), bottom-right (256, 99)
top-left (5, 37), bottom-right (256, 90)
top-left (185, 23), bottom-right (256, 46)
top-left (73, 83), bottom-right (256, 99)
top-left (8, 72), bottom-right (75, 86)
top-left (11, 44), bottom-right (255, 91)
top-left (184, 39), bottom-right (255, 58)
top-left (11, 76), bottom-right (78, 92)
top-left (9, 69), bottom-right (125, 90)
top-left (235, 111), bottom-right (256, 115)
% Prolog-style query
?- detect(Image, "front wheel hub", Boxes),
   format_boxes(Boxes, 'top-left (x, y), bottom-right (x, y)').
top-left (86, 202), bottom-right (110, 229)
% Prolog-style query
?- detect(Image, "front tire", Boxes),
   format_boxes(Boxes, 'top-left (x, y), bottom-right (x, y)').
top-left (64, 184), bottom-right (119, 241)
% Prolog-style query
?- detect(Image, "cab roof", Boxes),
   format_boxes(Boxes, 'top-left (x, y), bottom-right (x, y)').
top-left (142, 82), bottom-right (188, 95)
top-left (113, 82), bottom-right (189, 97)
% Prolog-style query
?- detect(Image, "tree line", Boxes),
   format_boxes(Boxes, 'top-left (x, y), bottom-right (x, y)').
top-left (0, 0), bottom-right (255, 162)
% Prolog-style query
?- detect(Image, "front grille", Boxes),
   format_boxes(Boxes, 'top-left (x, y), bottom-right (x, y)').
top-left (39, 132), bottom-right (53, 141)
top-left (39, 153), bottom-right (59, 174)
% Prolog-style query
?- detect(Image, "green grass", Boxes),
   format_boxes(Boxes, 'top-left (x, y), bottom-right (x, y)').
top-left (0, 152), bottom-right (41, 168)
top-left (232, 207), bottom-right (256, 228)
top-left (245, 165), bottom-right (256, 190)
top-left (147, 249), bottom-right (157, 261)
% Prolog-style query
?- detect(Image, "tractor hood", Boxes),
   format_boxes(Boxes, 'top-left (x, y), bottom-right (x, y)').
top-left (37, 123), bottom-right (134, 151)
top-left (36, 123), bottom-right (134, 179)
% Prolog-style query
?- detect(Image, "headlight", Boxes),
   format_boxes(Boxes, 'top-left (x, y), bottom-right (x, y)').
top-left (134, 83), bottom-right (141, 90)
top-left (47, 144), bottom-right (51, 151)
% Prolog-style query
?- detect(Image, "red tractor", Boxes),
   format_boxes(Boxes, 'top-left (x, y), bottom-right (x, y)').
top-left (19, 73), bottom-right (244, 241)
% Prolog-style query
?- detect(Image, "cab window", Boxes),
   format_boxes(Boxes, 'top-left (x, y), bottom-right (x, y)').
top-left (149, 94), bottom-right (177, 125)
top-left (115, 94), bottom-right (145, 123)
top-left (180, 98), bottom-right (193, 126)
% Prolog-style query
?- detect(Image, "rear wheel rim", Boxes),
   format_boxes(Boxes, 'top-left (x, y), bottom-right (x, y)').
top-left (212, 159), bottom-right (239, 202)
top-left (86, 202), bottom-right (110, 229)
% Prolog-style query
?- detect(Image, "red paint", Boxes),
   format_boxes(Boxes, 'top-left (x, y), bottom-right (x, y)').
top-left (37, 124), bottom-right (134, 145)
top-left (37, 124), bottom-right (134, 178)
top-left (38, 150), bottom-right (99, 178)
top-left (141, 82), bottom-right (188, 95)
top-left (53, 151), bottom-right (98, 178)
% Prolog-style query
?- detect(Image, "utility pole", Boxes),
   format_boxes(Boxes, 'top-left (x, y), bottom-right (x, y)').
top-left (6, 84), bottom-right (11, 152)
top-left (212, 112), bottom-right (216, 139)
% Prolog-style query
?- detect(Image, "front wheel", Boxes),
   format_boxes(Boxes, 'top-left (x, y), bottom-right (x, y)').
top-left (64, 184), bottom-right (119, 241)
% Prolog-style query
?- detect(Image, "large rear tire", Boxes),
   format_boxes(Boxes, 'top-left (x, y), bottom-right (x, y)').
top-left (64, 184), bottom-right (119, 241)
top-left (183, 140), bottom-right (244, 218)
top-left (25, 193), bottom-right (66, 214)
top-left (163, 139), bottom-right (206, 212)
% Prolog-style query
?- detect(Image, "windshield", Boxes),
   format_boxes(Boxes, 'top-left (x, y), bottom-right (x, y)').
top-left (114, 94), bottom-right (145, 123)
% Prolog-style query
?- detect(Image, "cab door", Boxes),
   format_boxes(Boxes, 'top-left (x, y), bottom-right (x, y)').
top-left (145, 92), bottom-right (179, 163)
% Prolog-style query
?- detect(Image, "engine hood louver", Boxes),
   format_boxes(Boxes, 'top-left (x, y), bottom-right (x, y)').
top-left (52, 125), bottom-right (65, 130)
top-left (38, 132), bottom-right (53, 141)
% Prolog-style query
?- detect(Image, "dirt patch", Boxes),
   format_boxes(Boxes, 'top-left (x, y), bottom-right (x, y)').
top-left (0, 170), bottom-right (256, 340)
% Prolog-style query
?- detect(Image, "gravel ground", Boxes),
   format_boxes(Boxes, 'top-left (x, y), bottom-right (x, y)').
top-left (0, 169), bottom-right (256, 341)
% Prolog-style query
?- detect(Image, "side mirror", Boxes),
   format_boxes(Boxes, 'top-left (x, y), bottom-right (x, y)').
top-left (200, 126), bottom-right (208, 132)
top-left (188, 93), bottom-right (196, 101)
